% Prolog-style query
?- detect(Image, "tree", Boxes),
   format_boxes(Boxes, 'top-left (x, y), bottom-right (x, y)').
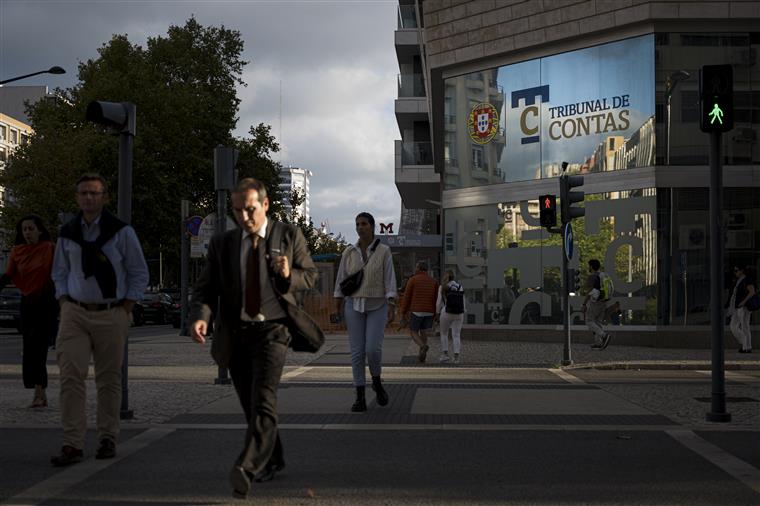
top-left (279, 187), bottom-right (346, 256)
top-left (0, 18), bottom-right (283, 286)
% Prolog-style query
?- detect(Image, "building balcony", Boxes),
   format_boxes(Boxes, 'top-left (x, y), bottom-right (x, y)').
top-left (397, 73), bottom-right (425, 98)
top-left (395, 97), bottom-right (428, 131)
top-left (395, 140), bottom-right (439, 209)
top-left (397, 4), bottom-right (419, 29)
top-left (395, 27), bottom-right (421, 62)
top-left (400, 141), bottom-right (433, 166)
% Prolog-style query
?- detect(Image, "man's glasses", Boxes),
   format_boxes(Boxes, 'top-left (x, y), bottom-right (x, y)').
top-left (77, 191), bottom-right (104, 197)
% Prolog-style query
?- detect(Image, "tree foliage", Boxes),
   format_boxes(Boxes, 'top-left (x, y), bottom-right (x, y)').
top-left (1, 18), bottom-right (286, 286)
top-left (280, 187), bottom-right (346, 256)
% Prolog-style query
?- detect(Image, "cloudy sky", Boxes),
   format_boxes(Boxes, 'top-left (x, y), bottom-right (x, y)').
top-left (0, 0), bottom-right (401, 240)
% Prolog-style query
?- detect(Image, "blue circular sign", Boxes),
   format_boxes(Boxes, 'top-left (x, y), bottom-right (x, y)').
top-left (564, 222), bottom-right (574, 261)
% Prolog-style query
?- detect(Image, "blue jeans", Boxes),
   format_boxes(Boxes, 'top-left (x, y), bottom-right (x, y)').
top-left (344, 301), bottom-right (387, 386)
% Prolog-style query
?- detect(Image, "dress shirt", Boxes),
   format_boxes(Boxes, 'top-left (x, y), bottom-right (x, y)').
top-left (239, 218), bottom-right (286, 322)
top-left (52, 214), bottom-right (149, 303)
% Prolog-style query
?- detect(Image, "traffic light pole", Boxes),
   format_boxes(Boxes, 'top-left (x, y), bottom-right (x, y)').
top-left (213, 146), bottom-right (237, 386)
top-left (118, 105), bottom-right (135, 420)
top-left (706, 131), bottom-right (730, 423)
top-left (561, 237), bottom-right (572, 366)
top-left (179, 200), bottom-right (190, 337)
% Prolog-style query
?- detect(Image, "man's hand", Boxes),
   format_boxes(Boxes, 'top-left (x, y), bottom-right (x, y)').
top-left (58, 295), bottom-right (70, 309)
top-left (387, 304), bottom-right (396, 324)
top-left (271, 255), bottom-right (290, 279)
top-left (123, 299), bottom-right (135, 315)
top-left (191, 320), bottom-right (208, 344)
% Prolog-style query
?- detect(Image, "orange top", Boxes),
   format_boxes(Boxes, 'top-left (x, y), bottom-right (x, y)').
top-left (4, 241), bottom-right (55, 296)
top-left (400, 271), bottom-right (439, 314)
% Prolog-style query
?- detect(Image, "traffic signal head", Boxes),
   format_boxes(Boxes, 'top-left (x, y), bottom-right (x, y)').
top-left (560, 174), bottom-right (585, 223)
top-left (539, 194), bottom-right (557, 228)
top-left (572, 268), bottom-right (582, 292)
top-left (86, 101), bottom-right (136, 135)
top-left (699, 64), bottom-right (733, 133)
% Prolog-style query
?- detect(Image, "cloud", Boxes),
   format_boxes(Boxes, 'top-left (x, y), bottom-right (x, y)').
top-left (1, 0), bottom-right (402, 239)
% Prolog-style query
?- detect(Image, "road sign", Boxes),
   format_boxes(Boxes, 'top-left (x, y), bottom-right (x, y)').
top-left (197, 213), bottom-right (237, 258)
top-left (185, 215), bottom-right (203, 236)
top-left (564, 222), bottom-right (574, 261)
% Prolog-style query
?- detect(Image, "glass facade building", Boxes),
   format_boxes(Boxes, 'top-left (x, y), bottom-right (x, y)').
top-left (437, 32), bottom-right (760, 331)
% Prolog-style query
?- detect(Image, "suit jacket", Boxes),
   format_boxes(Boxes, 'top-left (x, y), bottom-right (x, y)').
top-left (189, 219), bottom-right (325, 368)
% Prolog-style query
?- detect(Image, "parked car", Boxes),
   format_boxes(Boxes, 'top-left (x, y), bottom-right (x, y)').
top-left (169, 292), bottom-right (187, 329)
top-left (131, 300), bottom-right (144, 327)
top-left (0, 286), bottom-right (22, 333)
top-left (142, 291), bottom-right (175, 324)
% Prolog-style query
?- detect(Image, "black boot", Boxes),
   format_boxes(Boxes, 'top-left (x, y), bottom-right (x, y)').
top-left (351, 386), bottom-right (367, 412)
top-left (372, 376), bottom-right (389, 406)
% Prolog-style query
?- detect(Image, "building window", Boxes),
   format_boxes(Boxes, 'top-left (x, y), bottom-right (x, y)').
top-left (472, 146), bottom-right (484, 170)
top-left (0, 125), bottom-right (6, 141)
top-left (10, 129), bottom-right (18, 145)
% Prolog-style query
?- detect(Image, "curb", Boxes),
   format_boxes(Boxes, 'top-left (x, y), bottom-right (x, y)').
top-left (564, 361), bottom-right (760, 371)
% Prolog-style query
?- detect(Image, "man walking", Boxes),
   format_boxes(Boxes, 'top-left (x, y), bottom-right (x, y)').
top-left (581, 258), bottom-right (612, 350)
top-left (51, 174), bottom-right (148, 466)
top-left (400, 262), bottom-right (438, 362)
top-left (189, 178), bottom-right (323, 499)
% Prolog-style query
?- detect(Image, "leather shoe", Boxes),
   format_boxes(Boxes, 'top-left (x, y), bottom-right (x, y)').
top-left (51, 445), bottom-right (83, 467)
top-left (254, 462), bottom-right (285, 482)
top-left (95, 439), bottom-right (116, 459)
top-left (230, 465), bottom-right (253, 499)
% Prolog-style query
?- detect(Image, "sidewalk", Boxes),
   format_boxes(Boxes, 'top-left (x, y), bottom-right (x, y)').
top-left (1, 329), bottom-right (759, 505)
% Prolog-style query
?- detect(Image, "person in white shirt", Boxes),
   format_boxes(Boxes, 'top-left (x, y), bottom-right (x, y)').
top-left (334, 212), bottom-right (397, 412)
top-left (435, 270), bottom-right (466, 364)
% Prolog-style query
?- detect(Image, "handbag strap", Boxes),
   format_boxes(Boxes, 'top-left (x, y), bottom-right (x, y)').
top-left (357, 238), bottom-right (381, 267)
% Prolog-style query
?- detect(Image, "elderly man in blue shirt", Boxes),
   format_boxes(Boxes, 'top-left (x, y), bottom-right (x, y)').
top-left (50, 173), bottom-right (149, 467)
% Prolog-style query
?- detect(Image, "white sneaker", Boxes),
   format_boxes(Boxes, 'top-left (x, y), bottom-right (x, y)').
top-left (439, 354), bottom-right (450, 363)
top-left (453, 354), bottom-right (460, 364)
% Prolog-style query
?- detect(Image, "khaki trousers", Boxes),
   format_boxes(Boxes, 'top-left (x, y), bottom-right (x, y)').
top-left (56, 302), bottom-right (130, 449)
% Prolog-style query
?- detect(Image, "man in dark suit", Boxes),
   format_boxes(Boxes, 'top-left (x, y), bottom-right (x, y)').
top-left (189, 177), bottom-right (324, 499)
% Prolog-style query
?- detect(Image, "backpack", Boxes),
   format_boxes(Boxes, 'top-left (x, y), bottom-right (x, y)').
top-left (745, 293), bottom-right (760, 312)
top-left (599, 272), bottom-right (614, 302)
top-left (445, 283), bottom-right (465, 314)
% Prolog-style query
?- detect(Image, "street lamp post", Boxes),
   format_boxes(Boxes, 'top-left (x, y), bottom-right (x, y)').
top-left (0, 66), bottom-right (66, 85)
top-left (665, 70), bottom-right (690, 165)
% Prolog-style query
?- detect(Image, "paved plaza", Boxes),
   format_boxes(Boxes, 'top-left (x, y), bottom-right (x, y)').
top-left (1, 326), bottom-right (758, 505)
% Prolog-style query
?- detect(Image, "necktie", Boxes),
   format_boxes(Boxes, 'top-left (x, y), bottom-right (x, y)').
top-left (245, 234), bottom-right (261, 318)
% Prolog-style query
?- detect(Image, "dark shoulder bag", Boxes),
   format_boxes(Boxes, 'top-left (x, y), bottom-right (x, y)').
top-left (339, 239), bottom-right (380, 296)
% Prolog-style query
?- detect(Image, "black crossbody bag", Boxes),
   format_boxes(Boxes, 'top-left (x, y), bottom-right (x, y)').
top-left (339, 239), bottom-right (380, 297)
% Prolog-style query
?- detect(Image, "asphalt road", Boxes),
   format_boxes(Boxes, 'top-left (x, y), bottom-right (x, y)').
top-left (1, 326), bottom-right (759, 505)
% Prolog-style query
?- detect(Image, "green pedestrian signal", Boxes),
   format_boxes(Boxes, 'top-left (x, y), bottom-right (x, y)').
top-left (709, 103), bottom-right (724, 124)
top-left (699, 65), bottom-right (733, 133)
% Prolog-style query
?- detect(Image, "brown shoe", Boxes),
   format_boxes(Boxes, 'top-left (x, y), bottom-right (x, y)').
top-left (51, 445), bottom-right (83, 467)
top-left (95, 439), bottom-right (116, 459)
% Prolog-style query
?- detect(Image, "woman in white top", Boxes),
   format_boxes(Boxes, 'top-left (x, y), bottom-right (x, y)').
top-left (334, 212), bottom-right (397, 412)
top-left (435, 270), bottom-right (466, 364)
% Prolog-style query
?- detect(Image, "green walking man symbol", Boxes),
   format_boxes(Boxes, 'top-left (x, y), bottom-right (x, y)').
top-left (709, 103), bottom-right (724, 124)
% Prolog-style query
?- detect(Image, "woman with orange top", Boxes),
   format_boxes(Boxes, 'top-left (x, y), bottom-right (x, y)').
top-left (0, 215), bottom-right (57, 408)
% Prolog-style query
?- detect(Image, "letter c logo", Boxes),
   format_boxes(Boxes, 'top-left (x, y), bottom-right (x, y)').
top-left (520, 106), bottom-right (539, 136)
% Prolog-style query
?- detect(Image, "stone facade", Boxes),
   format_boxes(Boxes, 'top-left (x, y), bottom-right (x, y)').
top-left (422, 0), bottom-right (760, 70)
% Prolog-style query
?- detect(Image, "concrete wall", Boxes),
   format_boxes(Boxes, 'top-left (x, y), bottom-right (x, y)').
top-left (422, 0), bottom-right (760, 71)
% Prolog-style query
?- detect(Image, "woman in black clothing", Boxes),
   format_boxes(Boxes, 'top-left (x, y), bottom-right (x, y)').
top-left (728, 265), bottom-right (754, 353)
